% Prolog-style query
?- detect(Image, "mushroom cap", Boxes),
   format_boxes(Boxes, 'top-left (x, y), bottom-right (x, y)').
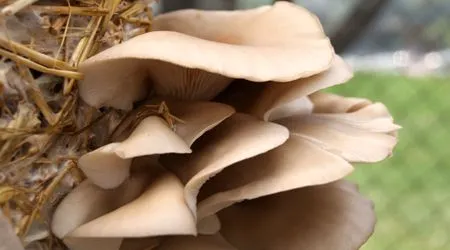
top-left (78, 116), bottom-right (191, 189)
top-left (1, 211), bottom-right (24, 250)
top-left (78, 2), bottom-right (334, 109)
top-left (78, 101), bottom-right (234, 190)
top-left (218, 181), bottom-right (376, 250)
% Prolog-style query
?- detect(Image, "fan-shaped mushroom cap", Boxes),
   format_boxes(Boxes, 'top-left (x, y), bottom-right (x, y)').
top-left (51, 169), bottom-right (150, 250)
top-left (197, 137), bottom-right (354, 219)
top-left (278, 93), bottom-right (400, 163)
top-left (69, 168), bottom-right (196, 238)
top-left (78, 2), bottom-right (333, 110)
top-left (79, 101), bottom-right (234, 189)
top-left (161, 113), bottom-right (289, 215)
top-left (249, 56), bottom-right (353, 121)
top-left (51, 171), bottom-right (150, 238)
top-left (78, 116), bottom-right (191, 189)
top-left (52, 163), bottom-right (196, 249)
top-left (218, 181), bottom-right (375, 250)
top-left (1, 211), bottom-right (24, 250)
top-left (213, 55), bottom-right (352, 121)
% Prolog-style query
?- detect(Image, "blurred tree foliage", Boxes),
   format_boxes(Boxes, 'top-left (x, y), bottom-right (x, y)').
top-left (242, 0), bottom-right (450, 52)
top-left (313, 0), bottom-right (450, 53)
top-left (376, 0), bottom-right (449, 51)
top-left (329, 0), bottom-right (392, 53)
top-left (423, 0), bottom-right (450, 50)
top-left (160, 0), bottom-right (450, 52)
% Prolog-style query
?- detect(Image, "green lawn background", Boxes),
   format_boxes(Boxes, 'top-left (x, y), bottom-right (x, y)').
top-left (329, 73), bottom-right (450, 250)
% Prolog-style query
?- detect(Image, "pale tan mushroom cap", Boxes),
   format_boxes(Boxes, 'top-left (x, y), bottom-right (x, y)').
top-left (279, 93), bottom-right (400, 163)
top-left (77, 101), bottom-right (234, 190)
top-left (214, 55), bottom-right (353, 121)
top-left (78, 116), bottom-right (191, 189)
top-left (51, 163), bottom-right (197, 250)
top-left (218, 181), bottom-right (376, 250)
top-left (78, 2), bottom-right (333, 110)
top-left (1, 211), bottom-right (24, 250)
top-left (250, 56), bottom-right (353, 121)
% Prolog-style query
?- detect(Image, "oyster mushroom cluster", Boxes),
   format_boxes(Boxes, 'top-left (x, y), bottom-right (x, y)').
top-left (52, 2), bottom-right (400, 250)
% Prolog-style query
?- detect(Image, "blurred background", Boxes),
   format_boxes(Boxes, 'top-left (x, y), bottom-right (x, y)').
top-left (160, 1), bottom-right (450, 249)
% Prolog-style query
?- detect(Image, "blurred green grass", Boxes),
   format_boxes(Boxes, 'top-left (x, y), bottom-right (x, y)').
top-left (329, 72), bottom-right (450, 250)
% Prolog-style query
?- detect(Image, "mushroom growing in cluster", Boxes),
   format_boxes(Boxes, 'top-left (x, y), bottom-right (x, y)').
top-left (52, 2), bottom-right (400, 250)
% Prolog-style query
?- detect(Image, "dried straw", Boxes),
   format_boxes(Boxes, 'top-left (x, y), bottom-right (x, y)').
top-left (0, 0), bottom-right (155, 248)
